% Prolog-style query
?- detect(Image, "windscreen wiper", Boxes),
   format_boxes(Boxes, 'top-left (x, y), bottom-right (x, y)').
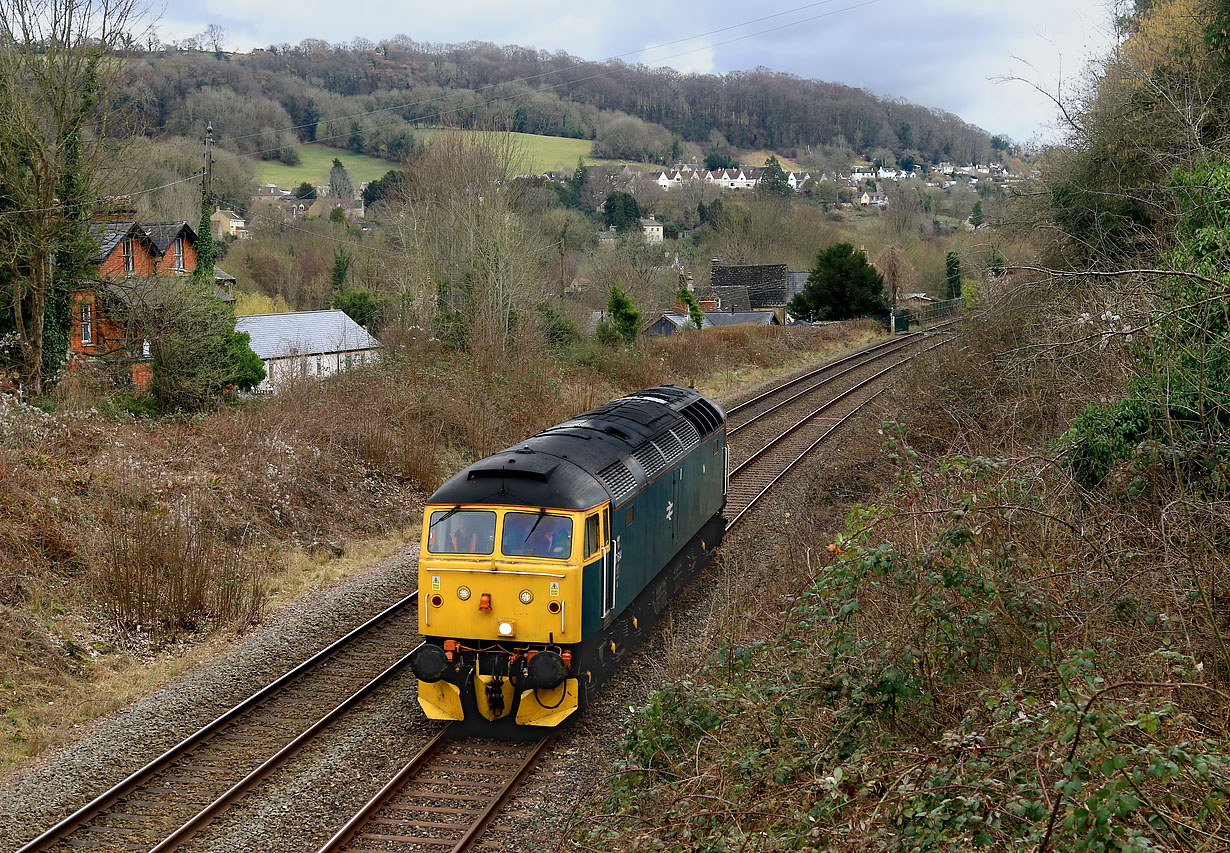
top-left (429, 505), bottom-right (462, 528)
top-left (523, 507), bottom-right (548, 542)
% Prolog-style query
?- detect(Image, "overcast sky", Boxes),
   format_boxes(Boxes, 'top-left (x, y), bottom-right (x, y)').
top-left (154, 0), bottom-right (1120, 144)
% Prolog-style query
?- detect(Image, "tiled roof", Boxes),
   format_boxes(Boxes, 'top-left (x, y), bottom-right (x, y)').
top-left (786, 270), bottom-right (810, 302)
top-left (710, 264), bottom-right (789, 309)
top-left (704, 311), bottom-right (778, 327)
top-left (235, 310), bottom-right (381, 360)
top-left (87, 221), bottom-right (143, 263)
top-left (143, 221), bottom-right (195, 254)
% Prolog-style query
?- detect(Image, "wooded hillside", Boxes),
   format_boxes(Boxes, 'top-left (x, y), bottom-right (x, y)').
top-left (115, 38), bottom-right (994, 168)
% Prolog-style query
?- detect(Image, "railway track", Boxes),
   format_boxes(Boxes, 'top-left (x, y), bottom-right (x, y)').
top-left (317, 731), bottom-right (552, 853)
top-left (313, 324), bottom-right (959, 850)
top-left (18, 320), bottom-right (958, 853)
top-left (16, 593), bottom-right (420, 853)
top-left (725, 332), bottom-right (954, 528)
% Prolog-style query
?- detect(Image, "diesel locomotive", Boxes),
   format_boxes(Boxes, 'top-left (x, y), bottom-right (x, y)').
top-left (408, 385), bottom-right (727, 735)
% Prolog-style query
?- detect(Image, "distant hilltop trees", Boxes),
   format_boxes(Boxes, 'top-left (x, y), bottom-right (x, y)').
top-left (121, 36), bottom-right (994, 167)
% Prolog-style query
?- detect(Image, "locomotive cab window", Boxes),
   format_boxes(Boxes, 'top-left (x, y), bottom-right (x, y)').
top-left (502, 511), bottom-right (573, 560)
top-left (427, 509), bottom-right (496, 555)
top-left (584, 514), bottom-right (600, 559)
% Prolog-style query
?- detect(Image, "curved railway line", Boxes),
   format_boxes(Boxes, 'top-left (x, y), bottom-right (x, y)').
top-left (17, 320), bottom-right (958, 853)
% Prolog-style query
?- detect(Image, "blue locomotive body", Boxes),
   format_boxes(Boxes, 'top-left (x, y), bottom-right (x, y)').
top-left (410, 385), bottom-right (727, 735)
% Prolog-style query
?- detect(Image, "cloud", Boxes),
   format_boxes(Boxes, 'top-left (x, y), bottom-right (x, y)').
top-left (154, 0), bottom-right (1116, 141)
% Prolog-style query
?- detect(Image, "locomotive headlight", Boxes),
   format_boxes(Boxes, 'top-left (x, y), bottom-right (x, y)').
top-left (518, 589), bottom-right (533, 604)
top-left (457, 586), bottom-right (471, 601)
top-left (497, 620), bottom-right (515, 637)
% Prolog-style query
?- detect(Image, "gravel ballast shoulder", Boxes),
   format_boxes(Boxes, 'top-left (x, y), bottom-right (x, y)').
top-left (0, 344), bottom-right (897, 852)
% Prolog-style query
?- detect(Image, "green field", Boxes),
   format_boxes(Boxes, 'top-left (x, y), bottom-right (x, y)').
top-left (253, 147), bottom-right (400, 188)
top-left (410, 128), bottom-right (638, 174)
top-left (254, 131), bottom-right (659, 189)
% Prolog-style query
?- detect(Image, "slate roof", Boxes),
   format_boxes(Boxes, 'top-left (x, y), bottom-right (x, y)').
top-left (87, 221), bottom-right (147, 264)
top-left (704, 311), bottom-right (780, 327)
top-left (693, 285), bottom-right (753, 313)
top-left (235, 310), bottom-right (381, 360)
top-left (786, 270), bottom-right (810, 302)
top-left (710, 264), bottom-right (789, 309)
top-left (143, 221), bottom-right (195, 254)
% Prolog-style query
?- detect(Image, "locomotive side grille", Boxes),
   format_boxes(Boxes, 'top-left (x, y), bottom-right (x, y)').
top-left (670, 422), bottom-right (701, 454)
top-left (597, 460), bottom-right (638, 504)
top-left (633, 441), bottom-right (669, 481)
top-left (656, 430), bottom-right (686, 465)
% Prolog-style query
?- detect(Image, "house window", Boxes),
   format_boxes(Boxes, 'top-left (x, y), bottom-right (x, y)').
top-left (80, 304), bottom-right (92, 345)
top-left (142, 338), bottom-right (150, 358)
top-left (173, 237), bottom-right (184, 271)
top-left (316, 357), bottom-right (323, 376)
top-left (122, 238), bottom-right (134, 274)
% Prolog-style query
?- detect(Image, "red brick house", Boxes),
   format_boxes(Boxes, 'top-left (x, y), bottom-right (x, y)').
top-left (71, 218), bottom-right (233, 389)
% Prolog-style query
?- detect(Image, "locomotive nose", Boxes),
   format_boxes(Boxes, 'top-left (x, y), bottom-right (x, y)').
top-left (409, 642), bottom-right (450, 683)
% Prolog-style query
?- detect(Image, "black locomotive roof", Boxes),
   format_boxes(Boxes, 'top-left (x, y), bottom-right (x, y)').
top-left (429, 385), bottom-right (725, 511)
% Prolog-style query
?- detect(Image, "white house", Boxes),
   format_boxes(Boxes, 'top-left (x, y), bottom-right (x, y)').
top-left (236, 309), bottom-right (381, 392)
top-left (640, 217), bottom-right (664, 243)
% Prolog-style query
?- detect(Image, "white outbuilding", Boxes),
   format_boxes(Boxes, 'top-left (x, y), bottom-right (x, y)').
top-left (236, 309), bottom-right (381, 392)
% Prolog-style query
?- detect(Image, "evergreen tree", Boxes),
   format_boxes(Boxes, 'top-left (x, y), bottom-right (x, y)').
top-left (787, 243), bottom-right (886, 322)
top-left (293, 181), bottom-right (317, 200)
top-left (193, 196), bottom-right (214, 286)
top-left (758, 155), bottom-right (793, 196)
top-left (329, 158), bottom-right (354, 198)
top-left (970, 199), bottom-right (984, 228)
top-left (945, 251), bottom-right (962, 299)
top-left (330, 249), bottom-right (352, 290)
top-left (605, 285), bottom-right (640, 344)
top-left (332, 287), bottom-right (382, 329)
top-left (603, 192), bottom-right (642, 232)
top-left (704, 151), bottom-right (739, 170)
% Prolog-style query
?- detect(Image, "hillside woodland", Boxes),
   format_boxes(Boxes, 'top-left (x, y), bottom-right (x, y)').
top-left (569, 1), bottom-right (1230, 850)
top-left (117, 37), bottom-right (995, 170)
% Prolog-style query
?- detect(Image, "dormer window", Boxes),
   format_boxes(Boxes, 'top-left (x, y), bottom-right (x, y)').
top-left (173, 236), bottom-right (184, 271)
top-left (122, 238), bottom-right (134, 274)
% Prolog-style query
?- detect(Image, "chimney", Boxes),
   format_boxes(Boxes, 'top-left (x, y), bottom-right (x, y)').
top-left (711, 258), bottom-right (720, 271)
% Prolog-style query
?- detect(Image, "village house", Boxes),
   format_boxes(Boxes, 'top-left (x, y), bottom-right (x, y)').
top-left (640, 217), bottom-right (664, 243)
top-left (235, 309), bottom-right (381, 393)
top-left (210, 208), bottom-right (249, 240)
top-left (654, 166), bottom-right (811, 193)
top-left (71, 218), bottom-right (235, 388)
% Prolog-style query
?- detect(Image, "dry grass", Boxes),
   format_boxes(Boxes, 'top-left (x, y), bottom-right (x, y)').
top-left (571, 290), bottom-right (1230, 851)
top-left (0, 320), bottom-right (877, 772)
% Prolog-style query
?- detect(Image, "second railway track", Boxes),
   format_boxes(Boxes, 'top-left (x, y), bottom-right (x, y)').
top-left (16, 320), bottom-right (959, 853)
top-left (316, 322), bottom-right (959, 851)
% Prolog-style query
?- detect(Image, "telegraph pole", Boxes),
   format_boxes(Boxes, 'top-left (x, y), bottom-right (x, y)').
top-left (203, 122), bottom-right (213, 204)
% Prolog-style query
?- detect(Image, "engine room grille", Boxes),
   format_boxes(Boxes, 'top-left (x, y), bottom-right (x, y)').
top-left (596, 460), bottom-right (638, 504)
top-left (633, 441), bottom-right (669, 481)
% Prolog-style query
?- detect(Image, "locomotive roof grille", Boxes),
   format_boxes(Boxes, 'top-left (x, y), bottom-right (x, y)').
top-left (596, 460), bottom-right (638, 504)
top-left (680, 399), bottom-right (723, 436)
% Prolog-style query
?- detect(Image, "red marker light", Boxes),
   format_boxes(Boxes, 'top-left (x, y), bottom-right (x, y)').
top-left (479, 593), bottom-right (492, 611)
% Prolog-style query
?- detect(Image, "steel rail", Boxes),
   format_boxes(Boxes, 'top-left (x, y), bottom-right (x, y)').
top-left (316, 732), bottom-right (554, 853)
top-left (725, 316), bottom-right (959, 420)
top-left (316, 729), bottom-right (451, 853)
top-left (17, 589), bottom-right (420, 853)
top-left (148, 649), bottom-right (419, 851)
top-left (725, 335), bottom-right (955, 531)
top-left (725, 333), bottom-right (922, 419)
top-left (727, 332), bottom-right (925, 438)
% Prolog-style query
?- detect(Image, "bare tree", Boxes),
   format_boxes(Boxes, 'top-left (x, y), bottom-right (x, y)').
top-left (378, 131), bottom-right (543, 352)
top-left (873, 245), bottom-right (915, 310)
top-left (0, 0), bottom-right (149, 395)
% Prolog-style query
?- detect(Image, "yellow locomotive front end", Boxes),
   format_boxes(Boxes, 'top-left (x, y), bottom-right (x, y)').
top-left (410, 503), bottom-right (602, 731)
